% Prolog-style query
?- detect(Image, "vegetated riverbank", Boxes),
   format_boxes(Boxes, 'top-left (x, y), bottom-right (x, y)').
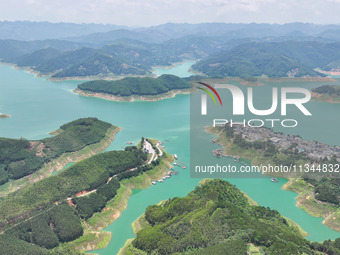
top-left (117, 179), bottom-right (309, 255)
top-left (117, 179), bottom-right (323, 255)
top-left (283, 179), bottom-right (340, 232)
top-left (0, 113), bottom-right (10, 118)
top-left (0, 125), bottom-right (120, 198)
top-left (151, 60), bottom-right (196, 71)
top-left (312, 92), bottom-right (340, 103)
top-left (207, 126), bottom-right (340, 232)
top-left (198, 76), bottom-right (336, 87)
top-left (63, 139), bottom-right (174, 254)
top-left (311, 84), bottom-right (340, 103)
top-left (74, 88), bottom-right (191, 102)
top-left (0, 61), bottom-right (153, 82)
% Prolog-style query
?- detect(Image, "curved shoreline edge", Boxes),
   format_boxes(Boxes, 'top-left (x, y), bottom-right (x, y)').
top-left (312, 92), bottom-right (340, 103)
top-left (0, 125), bottom-right (121, 198)
top-left (66, 140), bottom-right (174, 254)
top-left (116, 179), bottom-right (309, 255)
top-left (74, 88), bottom-right (191, 102)
top-left (206, 126), bottom-right (340, 233)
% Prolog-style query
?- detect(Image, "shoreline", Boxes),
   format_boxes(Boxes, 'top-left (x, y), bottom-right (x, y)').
top-left (0, 125), bottom-right (121, 198)
top-left (74, 88), bottom-right (191, 102)
top-left (312, 92), bottom-right (340, 103)
top-left (117, 179), bottom-right (308, 255)
top-left (150, 59), bottom-right (197, 71)
top-left (1, 62), bottom-right (336, 84)
top-left (206, 126), bottom-right (340, 233)
top-left (64, 141), bottom-right (174, 254)
top-left (315, 68), bottom-right (340, 76)
top-left (283, 179), bottom-right (340, 232)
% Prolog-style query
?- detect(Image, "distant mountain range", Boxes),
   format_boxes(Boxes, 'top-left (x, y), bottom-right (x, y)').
top-left (192, 41), bottom-right (340, 78)
top-left (2, 21), bottom-right (340, 78)
top-left (3, 21), bottom-right (340, 42)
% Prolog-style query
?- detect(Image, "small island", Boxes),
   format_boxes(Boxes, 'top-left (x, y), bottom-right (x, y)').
top-left (0, 113), bottom-right (11, 118)
top-left (75, 74), bottom-right (191, 101)
top-left (312, 85), bottom-right (340, 103)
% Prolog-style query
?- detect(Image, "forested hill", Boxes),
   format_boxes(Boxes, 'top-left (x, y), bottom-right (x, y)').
top-left (77, 74), bottom-right (191, 97)
top-left (128, 179), bottom-right (340, 255)
top-left (313, 85), bottom-right (340, 96)
top-left (4, 35), bottom-right (340, 79)
top-left (192, 41), bottom-right (340, 78)
top-left (0, 143), bottom-right (150, 254)
top-left (0, 117), bottom-right (114, 186)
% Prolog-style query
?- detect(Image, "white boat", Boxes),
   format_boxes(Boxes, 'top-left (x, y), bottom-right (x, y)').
top-left (158, 179), bottom-right (163, 183)
top-left (174, 154), bottom-right (178, 159)
top-left (152, 181), bottom-right (156, 185)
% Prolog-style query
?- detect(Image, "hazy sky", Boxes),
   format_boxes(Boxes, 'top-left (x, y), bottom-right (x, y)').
top-left (1, 0), bottom-right (340, 26)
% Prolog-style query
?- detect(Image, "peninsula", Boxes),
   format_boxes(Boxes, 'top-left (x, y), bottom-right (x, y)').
top-left (75, 74), bottom-right (191, 101)
top-left (312, 85), bottom-right (340, 103)
top-left (119, 179), bottom-right (340, 255)
top-left (208, 124), bottom-right (340, 231)
top-left (0, 137), bottom-right (174, 255)
top-left (0, 117), bottom-right (119, 196)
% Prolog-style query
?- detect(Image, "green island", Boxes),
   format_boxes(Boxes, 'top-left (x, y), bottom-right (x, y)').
top-left (75, 74), bottom-right (191, 101)
top-left (0, 135), bottom-right (174, 255)
top-left (0, 117), bottom-right (119, 196)
top-left (312, 85), bottom-right (340, 103)
top-left (207, 124), bottom-right (340, 232)
top-left (119, 179), bottom-right (340, 255)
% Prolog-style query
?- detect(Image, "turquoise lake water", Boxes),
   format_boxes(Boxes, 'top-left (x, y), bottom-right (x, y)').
top-left (0, 63), bottom-right (339, 255)
top-left (153, 61), bottom-right (196, 77)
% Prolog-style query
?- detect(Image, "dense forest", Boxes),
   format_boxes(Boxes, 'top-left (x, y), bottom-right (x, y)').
top-left (0, 117), bottom-right (113, 185)
top-left (191, 41), bottom-right (340, 78)
top-left (4, 22), bottom-right (340, 79)
top-left (0, 137), bottom-right (164, 253)
top-left (313, 85), bottom-right (340, 96)
top-left (77, 74), bottom-right (191, 97)
top-left (0, 148), bottom-right (146, 227)
top-left (131, 179), bottom-right (340, 254)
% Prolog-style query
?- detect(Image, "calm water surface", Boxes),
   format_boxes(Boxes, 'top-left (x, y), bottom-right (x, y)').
top-left (0, 64), bottom-right (339, 255)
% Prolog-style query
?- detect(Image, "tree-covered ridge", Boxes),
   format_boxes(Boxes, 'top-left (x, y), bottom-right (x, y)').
top-left (0, 138), bottom-right (168, 253)
top-left (191, 41), bottom-right (340, 78)
top-left (77, 74), bottom-right (191, 97)
top-left (0, 117), bottom-right (113, 185)
top-left (5, 203), bottom-right (83, 249)
top-left (0, 148), bottom-right (145, 227)
top-left (313, 85), bottom-right (340, 96)
top-left (131, 179), bottom-right (340, 255)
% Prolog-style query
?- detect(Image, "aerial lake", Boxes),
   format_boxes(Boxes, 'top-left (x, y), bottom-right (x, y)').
top-left (0, 63), bottom-right (339, 255)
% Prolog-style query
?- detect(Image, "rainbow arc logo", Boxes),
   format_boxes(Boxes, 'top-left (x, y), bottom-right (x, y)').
top-left (197, 82), bottom-right (222, 106)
